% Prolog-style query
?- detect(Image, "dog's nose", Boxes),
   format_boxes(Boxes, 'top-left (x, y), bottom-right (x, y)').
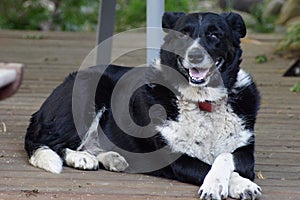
top-left (188, 48), bottom-right (204, 64)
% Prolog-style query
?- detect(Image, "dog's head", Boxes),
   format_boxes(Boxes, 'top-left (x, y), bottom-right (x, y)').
top-left (159, 12), bottom-right (246, 96)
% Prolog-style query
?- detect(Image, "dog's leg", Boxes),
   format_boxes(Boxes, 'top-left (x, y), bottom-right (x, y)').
top-left (64, 148), bottom-right (99, 170)
top-left (96, 151), bottom-right (129, 172)
top-left (198, 153), bottom-right (234, 200)
top-left (228, 172), bottom-right (262, 199)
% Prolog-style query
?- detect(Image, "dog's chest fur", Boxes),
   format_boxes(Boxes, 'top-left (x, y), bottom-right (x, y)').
top-left (157, 97), bottom-right (252, 165)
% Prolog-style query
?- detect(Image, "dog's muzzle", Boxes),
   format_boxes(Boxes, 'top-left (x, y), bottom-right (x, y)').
top-left (180, 46), bottom-right (214, 86)
top-left (179, 46), bottom-right (226, 87)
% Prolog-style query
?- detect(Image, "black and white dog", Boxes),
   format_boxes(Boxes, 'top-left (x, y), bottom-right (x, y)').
top-left (25, 12), bottom-right (261, 200)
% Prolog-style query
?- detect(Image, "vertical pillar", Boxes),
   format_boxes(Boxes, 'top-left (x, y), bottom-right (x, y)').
top-left (96, 0), bottom-right (116, 65)
top-left (147, 0), bottom-right (165, 65)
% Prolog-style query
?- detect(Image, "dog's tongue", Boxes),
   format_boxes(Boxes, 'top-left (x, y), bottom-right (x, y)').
top-left (189, 68), bottom-right (209, 80)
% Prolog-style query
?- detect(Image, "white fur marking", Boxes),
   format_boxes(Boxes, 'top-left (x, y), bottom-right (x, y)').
top-left (29, 146), bottom-right (63, 174)
top-left (229, 172), bottom-right (262, 199)
top-left (177, 85), bottom-right (227, 102)
top-left (234, 69), bottom-right (252, 89)
top-left (65, 148), bottom-right (99, 170)
top-left (158, 97), bottom-right (252, 165)
top-left (199, 153), bottom-right (234, 200)
top-left (97, 151), bottom-right (129, 172)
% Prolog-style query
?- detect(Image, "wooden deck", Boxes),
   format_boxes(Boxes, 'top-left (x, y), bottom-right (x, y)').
top-left (0, 30), bottom-right (299, 199)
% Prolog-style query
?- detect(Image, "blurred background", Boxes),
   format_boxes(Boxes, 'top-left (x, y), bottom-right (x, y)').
top-left (0, 0), bottom-right (299, 58)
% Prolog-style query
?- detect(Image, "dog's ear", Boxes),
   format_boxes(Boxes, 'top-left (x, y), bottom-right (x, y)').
top-left (162, 12), bottom-right (186, 32)
top-left (221, 12), bottom-right (246, 38)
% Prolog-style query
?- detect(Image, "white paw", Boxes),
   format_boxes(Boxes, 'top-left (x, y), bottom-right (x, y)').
top-left (97, 151), bottom-right (129, 172)
top-left (65, 149), bottom-right (99, 170)
top-left (198, 153), bottom-right (234, 200)
top-left (229, 172), bottom-right (262, 200)
top-left (29, 146), bottom-right (63, 174)
top-left (198, 171), bottom-right (229, 200)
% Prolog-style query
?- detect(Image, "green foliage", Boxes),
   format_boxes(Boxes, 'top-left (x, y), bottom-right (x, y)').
top-left (0, 0), bottom-right (48, 30)
top-left (247, 3), bottom-right (276, 33)
top-left (290, 81), bottom-right (300, 93)
top-left (56, 0), bottom-right (99, 31)
top-left (0, 0), bottom-right (99, 31)
top-left (165, 0), bottom-right (197, 12)
top-left (278, 21), bottom-right (300, 52)
top-left (115, 0), bottom-right (199, 32)
top-left (255, 55), bottom-right (268, 63)
top-left (0, 0), bottom-right (198, 32)
top-left (115, 0), bottom-right (147, 32)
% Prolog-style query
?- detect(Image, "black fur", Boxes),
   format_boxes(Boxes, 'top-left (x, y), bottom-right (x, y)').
top-left (25, 12), bottom-right (260, 186)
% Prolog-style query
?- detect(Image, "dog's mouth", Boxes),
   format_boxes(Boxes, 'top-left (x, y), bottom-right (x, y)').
top-left (188, 67), bottom-right (209, 85)
top-left (183, 57), bottom-right (224, 87)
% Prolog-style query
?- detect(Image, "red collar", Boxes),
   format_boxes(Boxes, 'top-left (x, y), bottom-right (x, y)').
top-left (198, 101), bottom-right (214, 112)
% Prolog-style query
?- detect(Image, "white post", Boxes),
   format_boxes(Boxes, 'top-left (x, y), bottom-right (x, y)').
top-left (147, 0), bottom-right (165, 65)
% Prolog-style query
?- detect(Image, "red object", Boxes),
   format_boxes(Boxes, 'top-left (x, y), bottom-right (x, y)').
top-left (198, 101), bottom-right (213, 112)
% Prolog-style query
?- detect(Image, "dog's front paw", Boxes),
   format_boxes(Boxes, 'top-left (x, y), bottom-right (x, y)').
top-left (198, 171), bottom-right (229, 200)
top-left (229, 172), bottom-right (262, 200)
top-left (97, 151), bottom-right (129, 172)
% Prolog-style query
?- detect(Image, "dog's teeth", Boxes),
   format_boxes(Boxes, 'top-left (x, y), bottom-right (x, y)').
top-left (189, 68), bottom-right (209, 80)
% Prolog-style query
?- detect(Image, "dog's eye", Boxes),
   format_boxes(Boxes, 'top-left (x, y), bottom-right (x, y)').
top-left (207, 33), bottom-right (218, 40)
